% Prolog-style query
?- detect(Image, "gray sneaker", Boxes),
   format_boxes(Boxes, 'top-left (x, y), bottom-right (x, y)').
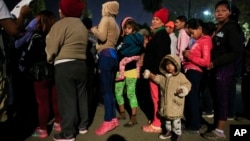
top-left (202, 130), bottom-right (226, 140)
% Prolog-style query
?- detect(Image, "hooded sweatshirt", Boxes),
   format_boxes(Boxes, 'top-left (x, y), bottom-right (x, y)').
top-left (91, 1), bottom-right (120, 53)
top-left (152, 54), bottom-right (191, 120)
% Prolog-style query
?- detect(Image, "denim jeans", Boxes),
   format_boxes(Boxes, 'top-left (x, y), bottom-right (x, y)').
top-left (98, 48), bottom-right (118, 121)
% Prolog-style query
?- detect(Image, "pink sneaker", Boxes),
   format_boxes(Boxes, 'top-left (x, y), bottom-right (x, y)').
top-left (112, 118), bottom-right (119, 127)
top-left (53, 122), bottom-right (62, 132)
top-left (95, 121), bottom-right (117, 135)
top-left (32, 127), bottom-right (48, 138)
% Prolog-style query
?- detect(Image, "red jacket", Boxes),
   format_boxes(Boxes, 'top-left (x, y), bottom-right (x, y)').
top-left (183, 35), bottom-right (212, 72)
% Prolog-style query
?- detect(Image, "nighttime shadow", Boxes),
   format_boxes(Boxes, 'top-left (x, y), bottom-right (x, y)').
top-left (107, 134), bottom-right (127, 141)
top-left (0, 73), bottom-right (38, 141)
top-left (200, 117), bottom-right (214, 131)
top-left (87, 69), bottom-right (101, 127)
top-left (136, 70), bottom-right (154, 122)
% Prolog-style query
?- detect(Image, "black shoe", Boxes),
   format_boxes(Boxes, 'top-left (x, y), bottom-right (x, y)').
top-left (171, 133), bottom-right (181, 141)
top-left (53, 132), bottom-right (75, 141)
top-left (123, 120), bottom-right (138, 127)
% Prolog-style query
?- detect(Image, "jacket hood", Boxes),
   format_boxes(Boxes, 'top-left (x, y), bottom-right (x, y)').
top-left (102, 1), bottom-right (119, 17)
top-left (120, 17), bottom-right (133, 28)
top-left (159, 54), bottom-right (181, 76)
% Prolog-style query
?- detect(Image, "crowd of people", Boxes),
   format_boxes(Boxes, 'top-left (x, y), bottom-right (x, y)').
top-left (0, 0), bottom-right (250, 141)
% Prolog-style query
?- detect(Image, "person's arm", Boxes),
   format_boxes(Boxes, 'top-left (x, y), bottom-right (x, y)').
top-left (91, 17), bottom-right (108, 42)
top-left (0, 5), bottom-right (30, 36)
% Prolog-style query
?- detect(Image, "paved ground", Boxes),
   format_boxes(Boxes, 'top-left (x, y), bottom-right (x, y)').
top-left (23, 105), bottom-right (250, 141)
top-left (1, 77), bottom-right (249, 141)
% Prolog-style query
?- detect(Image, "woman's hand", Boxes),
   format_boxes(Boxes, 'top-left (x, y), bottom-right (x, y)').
top-left (182, 50), bottom-right (189, 58)
top-left (207, 62), bottom-right (214, 70)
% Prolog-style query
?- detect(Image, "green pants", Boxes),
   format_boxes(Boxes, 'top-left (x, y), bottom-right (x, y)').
top-left (115, 77), bottom-right (138, 108)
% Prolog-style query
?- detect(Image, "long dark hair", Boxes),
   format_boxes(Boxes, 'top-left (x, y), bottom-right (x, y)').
top-left (36, 10), bottom-right (57, 34)
top-left (186, 18), bottom-right (215, 36)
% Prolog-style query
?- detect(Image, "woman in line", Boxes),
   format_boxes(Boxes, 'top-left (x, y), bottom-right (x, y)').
top-left (202, 1), bottom-right (242, 140)
top-left (18, 10), bottom-right (61, 138)
top-left (91, 1), bottom-right (120, 135)
top-left (45, 0), bottom-right (89, 140)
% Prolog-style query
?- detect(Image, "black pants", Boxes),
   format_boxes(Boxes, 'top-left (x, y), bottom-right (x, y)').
top-left (55, 60), bottom-right (88, 135)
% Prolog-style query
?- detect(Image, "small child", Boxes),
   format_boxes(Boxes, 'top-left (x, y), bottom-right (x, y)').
top-left (143, 54), bottom-right (191, 141)
top-left (115, 20), bottom-right (149, 81)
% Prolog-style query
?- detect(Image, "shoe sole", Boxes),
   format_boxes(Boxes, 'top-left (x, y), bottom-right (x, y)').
top-left (95, 125), bottom-right (118, 136)
top-left (202, 114), bottom-right (214, 118)
top-left (53, 138), bottom-right (75, 141)
top-left (159, 135), bottom-right (171, 140)
top-left (79, 130), bottom-right (88, 134)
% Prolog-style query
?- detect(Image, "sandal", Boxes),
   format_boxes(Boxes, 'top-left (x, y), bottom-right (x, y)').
top-left (142, 124), bottom-right (162, 133)
top-left (123, 120), bottom-right (138, 127)
top-left (117, 112), bottom-right (126, 120)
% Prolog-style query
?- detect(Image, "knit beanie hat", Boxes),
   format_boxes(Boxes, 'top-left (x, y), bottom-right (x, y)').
top-left (59, 0), bottom-right (84, 18)
top-left (165, 21), bottom-right (175, 28)
top-left (121, 17), bottom-right (133, 28)
top-left (153, 8), bottom-right (169, 24)
top-left (102, 1), bottom-right (119, 16)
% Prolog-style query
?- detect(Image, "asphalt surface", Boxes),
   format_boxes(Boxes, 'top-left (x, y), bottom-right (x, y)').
top-left (23, 105), bottom-right (250, 141)
top-left (1, 77), bottom-right (249, 141)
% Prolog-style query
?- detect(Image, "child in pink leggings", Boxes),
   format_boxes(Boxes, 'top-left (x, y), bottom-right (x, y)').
top-left (115, 55), bottom-right (141, 81)
top-left (115, 22), bottom-right (150, 81)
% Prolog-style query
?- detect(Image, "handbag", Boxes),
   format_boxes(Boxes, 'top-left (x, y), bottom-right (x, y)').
top-left (29, 61), bottom-right (54, 81)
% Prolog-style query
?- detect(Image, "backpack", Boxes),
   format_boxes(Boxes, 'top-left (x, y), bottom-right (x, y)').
top-left (20, 33), bottom-right (53, 80)
top-left (86, 33), bottom-right (97, 66)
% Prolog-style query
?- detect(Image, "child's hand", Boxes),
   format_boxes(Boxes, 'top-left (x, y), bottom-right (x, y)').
top-left (174, 88), bottom-right (184, 98)
top-left (176, 89), bottom-right (183, 94)
top-left (182, 50), bottom-right (189, 58)
top-left (175, 87), bottom-right (189, 98)
top-left (143, 69), bottom-right (151, 79)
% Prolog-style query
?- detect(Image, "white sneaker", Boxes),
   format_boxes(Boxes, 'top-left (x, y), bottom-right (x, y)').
top-left (158, 131), bottom-right (172, 140)
top-left (79, 129), bottom-right (88, 134)
top-left (202, 112), bottom-right (214, 118)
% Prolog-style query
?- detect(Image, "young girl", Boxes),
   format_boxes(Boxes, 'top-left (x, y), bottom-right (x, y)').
top-left (18, 10), bottom-right (61, 138)
top-left (143, 54), bottom-right (191, 141)
top-left (115, 19), bottom-right (144, 81)
top-left (182, 18), bottom-right (213, 134)
top-left (115, 18), bottom-right (147, 127)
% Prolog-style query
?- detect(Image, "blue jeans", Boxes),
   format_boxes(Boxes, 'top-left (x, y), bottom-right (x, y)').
top-left (98, 48), bottom-right (118, 121)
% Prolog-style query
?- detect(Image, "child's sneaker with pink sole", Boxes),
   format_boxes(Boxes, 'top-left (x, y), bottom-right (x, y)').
top-left (32, 127), bottom-right (48, 138)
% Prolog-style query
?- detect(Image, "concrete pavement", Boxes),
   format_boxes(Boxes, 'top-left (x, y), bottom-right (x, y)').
top-left (24, 105), bottom-right (250, 141)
